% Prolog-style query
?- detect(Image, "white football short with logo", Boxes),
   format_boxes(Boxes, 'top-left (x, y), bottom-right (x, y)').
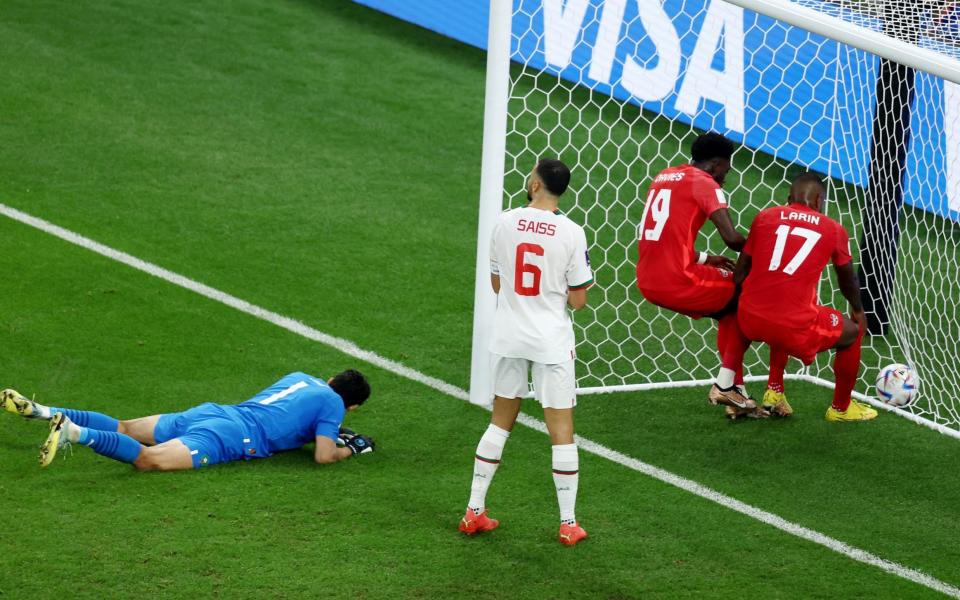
top-left (490, 353), bottom-right (577, 409)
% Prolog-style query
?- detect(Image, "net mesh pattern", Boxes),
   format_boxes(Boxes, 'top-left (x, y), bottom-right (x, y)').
top-left (787, 0), bottom-right (960, 56)
top-left (499, 0), bottom-right (960, 432)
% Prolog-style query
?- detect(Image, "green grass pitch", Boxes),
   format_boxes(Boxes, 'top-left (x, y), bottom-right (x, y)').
top-left (1, 1), bottom-right (959, 598)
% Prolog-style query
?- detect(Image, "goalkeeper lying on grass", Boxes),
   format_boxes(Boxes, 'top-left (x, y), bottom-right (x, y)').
top-left (2, 370), bottom-right (375, 470)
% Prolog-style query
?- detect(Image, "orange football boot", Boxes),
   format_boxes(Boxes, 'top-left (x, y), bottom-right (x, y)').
top-left (459, 508), bottom-right (500, 535)
top-left (558, 522), bottom-right (588, 546)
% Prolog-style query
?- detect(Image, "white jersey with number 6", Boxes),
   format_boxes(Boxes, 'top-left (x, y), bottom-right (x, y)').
top-left (489, 206), bottom-right (593, 364)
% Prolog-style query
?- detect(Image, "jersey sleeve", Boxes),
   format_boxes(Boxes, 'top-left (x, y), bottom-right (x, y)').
top-left (314, 419), bottom-right (339, 442)
top-left (692, 176), bottom-right (727, 216)
top-left (489, 219), bottom-right (502, 275)
top-left (314, 412), bottom-right (343, 441)
top-left (566, 226), bottom-right (593, 289)
top-left (314, 393), bottom-right (345, 442)
top-left (832, 223), bottom-right (853, 267)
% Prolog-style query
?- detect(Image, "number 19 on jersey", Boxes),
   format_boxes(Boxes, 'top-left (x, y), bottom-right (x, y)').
top-left (639, 189), bottom-right (671, 242)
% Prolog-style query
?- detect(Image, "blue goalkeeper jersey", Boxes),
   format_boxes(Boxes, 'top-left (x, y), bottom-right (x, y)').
top-left (232, 372), bottom-right (345, 457)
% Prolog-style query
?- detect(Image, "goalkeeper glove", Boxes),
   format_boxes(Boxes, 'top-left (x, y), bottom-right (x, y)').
top-left (345, 434), bottom-right (375, 455)
top-left (336, 427), bottom-right (357, 447)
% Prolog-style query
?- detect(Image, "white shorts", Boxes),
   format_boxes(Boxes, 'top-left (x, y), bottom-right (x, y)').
top-left (490, 354), bottom-right (577, 409)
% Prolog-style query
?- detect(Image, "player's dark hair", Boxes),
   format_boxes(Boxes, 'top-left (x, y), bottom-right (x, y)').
top-left (792, 171), bottom-right (826, 190)
top-left (690, 132), bottom-right (735, 162)
top-left (330, 369), bottom-right (370, 407)
top-left (789, 172), bottom-right (827, 207)
top-left (535, 158), bottom-right (571, 196)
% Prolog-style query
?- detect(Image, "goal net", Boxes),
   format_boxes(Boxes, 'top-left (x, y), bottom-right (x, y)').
top-left (475, 0), bottom-right (960, 437)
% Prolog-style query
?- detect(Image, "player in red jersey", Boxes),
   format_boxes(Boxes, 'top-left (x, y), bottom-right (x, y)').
top-left (636, 133), bottom-right (786, 412)
top-left (723, 173), bottom-right (877, 421)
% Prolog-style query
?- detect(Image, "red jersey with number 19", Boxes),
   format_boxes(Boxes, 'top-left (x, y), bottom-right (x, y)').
top-left (489, 206), bottom-right (593, 364)
top-left (739, 203), bottom-right (852, 330)
top-left (636, 164), bottom-right (728, 291)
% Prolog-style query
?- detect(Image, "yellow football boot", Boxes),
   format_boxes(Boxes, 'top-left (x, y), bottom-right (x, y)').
top-left (39, 413), bottom-right (71, 467)
top-left (2, 389), bottom-right (36, 417)
top-left (762, 388), bottom-right (793, 417)
top-left (825, 400), bottom-right (878, 422)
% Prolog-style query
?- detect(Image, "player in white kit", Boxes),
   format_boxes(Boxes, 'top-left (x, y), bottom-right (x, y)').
top-left (458, 159), bottom-right (593, 546)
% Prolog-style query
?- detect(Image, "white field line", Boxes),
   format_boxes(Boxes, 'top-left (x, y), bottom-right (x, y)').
top-left (2, 202), bottom-right (957, 598)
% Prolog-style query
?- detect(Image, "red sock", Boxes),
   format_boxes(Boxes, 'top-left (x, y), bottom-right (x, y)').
top-left (718, 314), bottom-right (750, 382)
top-left (716, 314), bottom-right (730, 358)
top-left (832, 328), bottom-right (864, 411)
top-left (767, 348), bottom-right (787, 393)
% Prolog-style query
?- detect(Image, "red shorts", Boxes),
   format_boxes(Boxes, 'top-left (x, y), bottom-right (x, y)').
top-left (638, 264), bottom-right (735, 319)
top-left (738, 305), bottom-right (844, 365)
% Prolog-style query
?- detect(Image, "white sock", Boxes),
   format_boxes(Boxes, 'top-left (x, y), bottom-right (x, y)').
top-left (716, 367), bottom-right (736, 389)
top-left (64, 420), bottom-right (81, 443)
top-left (14, 396), bottom-right (51, 419)
top-left (468, 424), bottom-right (510, 513)
top-left (552, 443), bottom-right (579, 525)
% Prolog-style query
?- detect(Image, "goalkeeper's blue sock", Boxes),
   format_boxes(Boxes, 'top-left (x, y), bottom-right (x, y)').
top-left (75, 427), bottom-right (142, 464)
top-left (50, 408), bottom-right (119, 432)
top-left (468, 424), bottom-right (510, 514)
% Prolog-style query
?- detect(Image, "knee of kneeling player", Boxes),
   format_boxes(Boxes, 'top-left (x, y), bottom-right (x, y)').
top-left (836, 319), bottom-right (861, 349)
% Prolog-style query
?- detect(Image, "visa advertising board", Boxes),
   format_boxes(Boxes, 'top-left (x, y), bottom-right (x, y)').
top-left (354, 0), bottom-right (960, 219)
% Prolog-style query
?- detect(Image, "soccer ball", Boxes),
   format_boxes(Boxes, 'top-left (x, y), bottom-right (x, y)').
top-left (875, 364), bottom-right (919, 407)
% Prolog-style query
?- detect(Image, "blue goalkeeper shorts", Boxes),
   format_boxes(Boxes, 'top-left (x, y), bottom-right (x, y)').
top-left (154, 402), bottom-right (247, 468)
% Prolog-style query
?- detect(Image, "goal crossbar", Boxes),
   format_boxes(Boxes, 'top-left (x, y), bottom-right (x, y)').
top-left (724, 0), bottom-right (960, 84)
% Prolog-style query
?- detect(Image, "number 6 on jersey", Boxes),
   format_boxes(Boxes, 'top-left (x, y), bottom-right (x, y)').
top-left (515, 243), bottom-right (544, 296)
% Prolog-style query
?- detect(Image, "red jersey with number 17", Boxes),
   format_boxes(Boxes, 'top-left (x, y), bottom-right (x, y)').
top-left (636, 164), bottom-right (728, 290)
top-left (739, 203), bottom-right (852, 330)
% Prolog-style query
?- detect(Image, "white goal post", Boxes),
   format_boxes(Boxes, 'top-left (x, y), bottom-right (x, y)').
top-left (471, 0), bottom-right (960, 440)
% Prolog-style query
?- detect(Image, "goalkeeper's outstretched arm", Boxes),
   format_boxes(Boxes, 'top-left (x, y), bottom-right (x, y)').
top-left (315, 428), bottom-right (377, 464)
top-left (314, 435), bottom-right (353, 464)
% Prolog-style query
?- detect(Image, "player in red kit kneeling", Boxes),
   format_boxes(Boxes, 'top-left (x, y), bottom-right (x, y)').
top-left (636, 133), bottom-right (787, 415)
top-left (723, 173), bottom-right (877, 421)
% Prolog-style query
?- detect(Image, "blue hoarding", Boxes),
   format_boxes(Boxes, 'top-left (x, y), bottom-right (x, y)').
top-left (353, 0), bottom-right (956, 220)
